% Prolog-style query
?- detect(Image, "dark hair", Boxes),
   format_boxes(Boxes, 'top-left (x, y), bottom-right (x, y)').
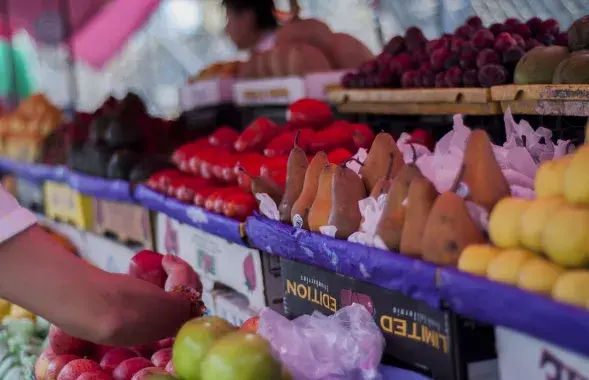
top-left (222, 0), bottom-right (278, 30)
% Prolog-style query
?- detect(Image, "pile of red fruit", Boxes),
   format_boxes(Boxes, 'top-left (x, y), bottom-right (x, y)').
top-left (146, 99), bottom-right (374, 221)
top-left (342, 16), bottom-right (566, 89)
top-left (35, 251), bottom-right (175, 380)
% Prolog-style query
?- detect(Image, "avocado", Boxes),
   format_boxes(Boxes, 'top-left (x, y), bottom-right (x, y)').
top-left (552, 51), bottom-right (589, 84)
top-left (106, 150), bottom-right (141, 180)
top-left (568, 16), bottom-right (589, 51)
top-left (81, 143), bottom-right (113, 177)
top-left (128, 157), bottom-right (175, 182)
top-left (104, 117), bottom-right (143, 151)
top-left (514, 46), bottom-right (570, 84)
top-left (88, 115), bottom-right (111, 144)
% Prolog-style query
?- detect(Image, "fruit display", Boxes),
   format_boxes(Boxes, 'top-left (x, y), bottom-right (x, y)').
top-left (0, 94), bottom-right (63, 162)
top-left (342, 16), bottom-right (568, 89)
top-left (149, 99), bottom-right (374, 222)
top-left (458, 125), bottom-right (589, 309)
top-left (238, 1), bottom-right (373, 79)
top-left (188, 62), bottom-right (241, 83)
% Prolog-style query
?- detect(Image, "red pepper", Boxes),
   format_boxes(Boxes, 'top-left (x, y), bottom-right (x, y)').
top-left (287, 98), bottom-right (333, 129)
top-left (194, 186), bottom-right (220, 207)
top-left (327, 148), bottom-right (353, 164)
top-left (351, 123), bottom-right (375, 151)
top-left (222, 193), bottom-right (258, 222)
top-left (209, 126), bottom-right (239, 149)
top-left (234, 117), bottom-right (281, 153)
top-left (263, 129), bottom-right (315, 157)
top-left (174, 177), bottom-right (215, 203)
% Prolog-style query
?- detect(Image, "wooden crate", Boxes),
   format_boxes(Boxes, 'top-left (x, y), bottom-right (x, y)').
top-left (491, 84), bottom-right (589, 116)
top-left (327, 88), bottom-right (502, 115)
top-left (93, 198), bottom-right (155, 250)
top-left (44, 181), bottom-right (94, 230)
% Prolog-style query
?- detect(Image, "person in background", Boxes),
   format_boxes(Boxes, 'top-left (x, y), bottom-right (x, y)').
top-left (0, 185), bottom-right (203, 346)
top-left (222, 0), bottom-right (279, 53)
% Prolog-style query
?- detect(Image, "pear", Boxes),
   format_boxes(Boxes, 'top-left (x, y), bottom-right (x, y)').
top-left (535, 156), bottom-right (572, 198)
top-left (458, 244), bottom-right (501, 276)
top-left (542, 205), bottom-right (589, 268)
top-left (457, 129), bottom-right (510, 212)
top-left (359, 132), bottom-right (403, 193)
top-left (399, 176), bottom-right (438, 257)
top-left (520, 197), bottom-right (566, 252)
top-left (291, 152), bottom-right (329, 229)
top-left (241, 168), bottom-right (284, 204)
top-left (278, 132), bottom-right (309, 223)
top-left (308, 164), bottom-right (337, 232)
top-left (421, 192), bottom-right (486, 266)
top-left (369, 153), bottom-right (395, 199)
top-left (486, 248), bottom-right (535, 285)
top-left (375, 163), bottom-right (423, 251)
top-left (552, 270), bottom-right (589, 308)
top-left (328, 166), bottom-right (366, 239)
top-left (488, 197), bottom-right (532, 249)
top-left (564, 146), bottom-right (589, 205)
top-left (517, 257), bottom-right (564, 295)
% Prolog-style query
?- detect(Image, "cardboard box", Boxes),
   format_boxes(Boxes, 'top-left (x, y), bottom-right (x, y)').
top-left (93, 198), bottom-right (155, 250)
top-left (281, 259), bottom-right (497, 380)
top-left (179, 78), bottom-right (235, 110)
top-left (177, 223), bottom-right (283, 313)
top-left (84, 232), bottom-right (140, 273)
top-left (16, 177), bottom-right (44, 213)
top-left (155, 212), bottom-right (182, 255)
top-left (44, 181), bottom-right (94, 230)
top-left (496, 327), bottom-right (589, 380)
top-left (214, 289), bottom-right (258, 327)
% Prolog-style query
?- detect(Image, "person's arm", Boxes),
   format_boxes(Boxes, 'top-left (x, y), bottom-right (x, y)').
top-left (0, 225), bottom-right (193, 346)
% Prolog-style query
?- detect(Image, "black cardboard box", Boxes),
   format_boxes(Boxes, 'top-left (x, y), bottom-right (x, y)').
top-left (281, 259), bottom-right (497, 380)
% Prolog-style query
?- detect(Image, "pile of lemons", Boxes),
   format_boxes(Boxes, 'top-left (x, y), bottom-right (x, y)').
top-left (0, 299), bottom-right (35, 323)
top-left (459, 128), bottom-right (589, 309)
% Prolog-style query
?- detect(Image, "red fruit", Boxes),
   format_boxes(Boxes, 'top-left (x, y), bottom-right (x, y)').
top-left (35, 349), bottom-right (56, 380)
top-left (494, 33), bottom-right (517, 52)
top-left (57, 359), bottom-right (102, 380)
top-left (425, 39), bottom-right (446, 55)
top-left (327, 148), bottom-right (353, 164)
top-left (390, 54), bottom-right (415, 75)
top-left (478, 64), bottom-right (508, 87)
top-left (540, 19), bottom-right (559, 35)
top-left (525, 38), bottom-right (542, 51)
top-left (208, 126), bottom-right (239, 149)
top-left (505, 18), bottom-right (521, 27)
top-left (100, 348), bottom-right (138, 375)
top-left (193, 186), bottom-right (218, 207)
top-left (131, 368), bottom-right (167, 380)
top-left (462, 69), bottom-right (479, 87)
top-left (211, 155), bottom-right (239, 181)
top-left (49, 325), bottom-right (89, 356)
top-left (555, 32), bottom-right (568, 47)
top-left (359, 60), bottom-right (378, 74)
top-left (430, 48), bottom-right (451, 72)
top-left (351, 123), bottom-right (374, 150)
top-left (476, 48), bottom-right (500, 68)
top-left (536, 33), bottom-right (555, 46)
top-left (222, 193), bottom-right (258, 221)
top-left (444, 67), bottom-right (463, 88)
top-left (234, 117), bottom-right (280, 153)
top-left (455, 24), bottom-right (475, 39)
top-left (471, 29), bottom-right (494, 51)
top-left (459, 50), bottom-right (477, 70)
top-left (502, 47), bottom-right (525, 66)
top-left (512, 34), bottom-right (525, 49)
top-left (91, 345), bottom-right (115, 362)
top-left (77, 372), bottom-right (113, 380)
top-left (401, 71), bottom-right (419, 88)
top-left (307, 124), bottom-right (355, 153)
top-left (147, 169), bottom-right (182, 193)
top-left (443, 55), bottom-right (459, 70)
top-left (164, 360), bottom-right (175, 375)
top-left (175, 177), bottom-right (215, 203)
top-left (287, 98), bottom-right (333, 129)
top-left (384, 35), bottom-right (406, 55)
top-left (421, 71), bottom-right (436, 87)
top-left (151, 348), bottom-right (173, 369)
top-left (450, 37), bottom-right (466, 54)
top-left (341, 72), bottom-right (356, 88)
top-left (526, 17), bottom-right (543, 34)
top-left (260, 156), bottom-right (289, 178)
top-left (434, 71), bottom-right (447, 88)
top-left (466, 16), bottom-right (483, 30)
top-left (412, 48), bottom-right (429, 64)
top-left (489, 23), bottom-right (504, 36)
top-left (47, 355), bottom-right (80, 380)
top-left (128, 250), bottom-right (166, 289)
top-left (404, 26), bottom-right (426, 51)
top-left (112, 358), bottom-right (153, 380)
top-left (269, 171), bottom-right (287, 188)
top-left (172, 143), bottom-right (196, 170)
top-left (156, 338), bottom-right (174, 350)
top-left (513, 24), bottom-right (532, 39)
top-left (263, 129), bottom-right (314, 157)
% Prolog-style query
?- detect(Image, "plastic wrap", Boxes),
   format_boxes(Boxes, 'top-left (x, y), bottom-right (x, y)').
top-left (258, 304), bottom-right (385, 380)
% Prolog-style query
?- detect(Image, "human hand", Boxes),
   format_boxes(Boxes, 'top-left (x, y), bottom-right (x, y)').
top-left (162, 254), bottom-right (202, 293)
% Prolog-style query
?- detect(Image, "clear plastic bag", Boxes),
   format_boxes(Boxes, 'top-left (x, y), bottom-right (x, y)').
top-left (258, 304), bottom-right (385, 380)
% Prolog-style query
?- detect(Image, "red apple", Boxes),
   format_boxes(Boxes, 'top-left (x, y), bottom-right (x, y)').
top-left (156, 338), bottom-right (174, 350)
top-left (77, 372), bottom-right (113, 380)
top-left (46, 355), bottom-right (80, 380)
top-left (164, 360), bottom-right (175, 375)
top-left (127, 250), bottom-right (166, 288)
top-left (239, 316), bottom-right (259, 333)
top-left (130, 344), bottom-right (155, 358)
top-left (49, 325), bottom-right (89, 356)
top-left (151, 348), bottom-right (172, 368)
top-left (35, 348), bottom-right (56, 380)
top-left (100, 348), bottom-right (138, 375)
top-left (112, 357), bottom-right (153, 380)
top-left (130, 367), bottom-right (167, 380)
top-left (57, 359), bottom-right (102, 380)
top-left (91, 345), bottom-right (115, 362)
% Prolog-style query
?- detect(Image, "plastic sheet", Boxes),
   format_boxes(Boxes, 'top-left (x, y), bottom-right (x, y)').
top-left (134, 185), bottom-right (246, 246)
top-left (67, 172), bottom-right (134, 202)
top-left (245, 214), bottom-right (440, 308)
top-left (438, 267), bottom-right (589, 357)
top-left (0, 158), bottom-right (67, 183)
top-left (258, 304), bottom-right (385, 380)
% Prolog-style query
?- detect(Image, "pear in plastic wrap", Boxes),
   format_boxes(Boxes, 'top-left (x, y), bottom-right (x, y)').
top-left (520, 197), bottom-right (566, 252)
top-left (458, 244), bottom-right (501, 276)
top-left (564, 146), bottom-right (589, 205)
top-left (422, 192), bottom-right (486, 266)
top-left (400, 177), bottom-right (438, 258)
top-left (517, 257), bottom-right (564, 295)
top-left (488, 197), bottom-right (532, 249)
top-left (486, 248), bottom-right (535, 285)
top-left (542, 205), bottom-right (589, 268)
top-left (535, 156), bottom-right (572, 198)
top-left (552, 270), bottom-right (589, 308)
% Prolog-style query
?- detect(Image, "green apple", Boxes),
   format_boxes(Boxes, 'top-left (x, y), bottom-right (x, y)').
top-left (200, 332), bottom-right (281, 380)
top-left (173, 316), bottom-right (235, 380)
top-left (146, 375), bottom-right (177, 380)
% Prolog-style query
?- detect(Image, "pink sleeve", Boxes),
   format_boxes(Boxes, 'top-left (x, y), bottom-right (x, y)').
top-left (0, 185), bottom-right (37, 244)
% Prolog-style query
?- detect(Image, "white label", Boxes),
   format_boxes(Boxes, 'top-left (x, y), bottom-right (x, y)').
top-left (179, 79), bottom-right (233, 110)
top-left (467, 359), bottom-right (498, 380)
top-left (234, 77), bottom-right (306, 106)
top-left (292, 214), bottom-right (304, 229)
top-left (155, 213), bottom-right (181, 255)
top-left (496, 327), bottom-right (589, 380)
top-left (456, 182), bottom-right (470, 198)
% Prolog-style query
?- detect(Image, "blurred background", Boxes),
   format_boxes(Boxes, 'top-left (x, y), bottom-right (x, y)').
top-left (0, 0), bottom-right (587, 117)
